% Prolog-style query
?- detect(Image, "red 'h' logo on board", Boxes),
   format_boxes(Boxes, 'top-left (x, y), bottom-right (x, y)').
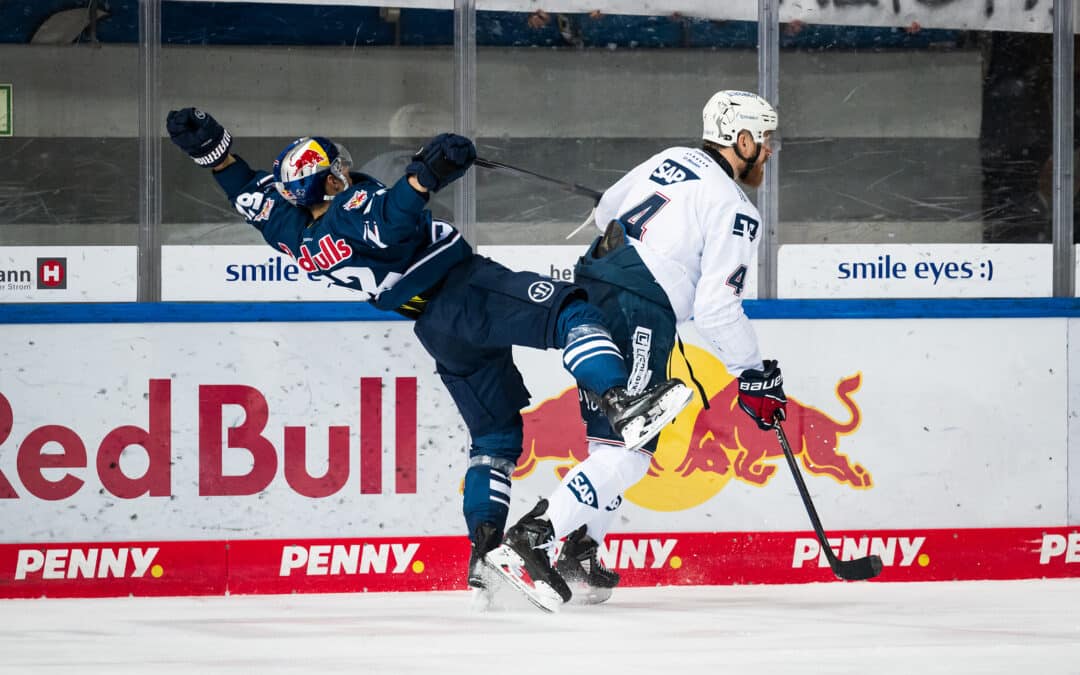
top-left (36, 258), bottom-right (66, 289)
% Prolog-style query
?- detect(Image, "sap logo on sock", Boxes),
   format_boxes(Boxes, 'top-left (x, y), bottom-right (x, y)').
top-left (279, 543), bottom-right (420, 576)
top-left (15, 547), bottom-right (160, 580)
top-left (567, 473), bottom-right (598, 508)
top-left (649, 160), bottom-right (698, 186)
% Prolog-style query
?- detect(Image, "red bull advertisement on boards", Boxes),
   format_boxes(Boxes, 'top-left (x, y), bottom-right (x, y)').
top-left (516, 342), bottom-right (870, 511)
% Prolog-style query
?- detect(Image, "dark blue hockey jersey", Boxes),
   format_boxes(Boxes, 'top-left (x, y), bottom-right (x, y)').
top-left (213, 156), bottom-right (472, 313)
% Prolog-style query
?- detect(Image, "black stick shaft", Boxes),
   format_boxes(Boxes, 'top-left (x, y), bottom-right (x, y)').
top-left (475, 157), bottom-right (603, 203)
top-left (774, 422), bottom-right (882, 581)
top-left (775, 423), bottom-right (835, 558)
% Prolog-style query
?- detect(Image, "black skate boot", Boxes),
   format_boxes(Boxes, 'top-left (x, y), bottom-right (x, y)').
top-left (556, 525), bottom-right (620, 605)
top-left (483, 499), bottom-right (572, 613)
top-left (468, 523), bottom-right (502, 590)
top-left (601, 378), bottom-right (693, 451)
top-left (468, 523), bottom-right (503, 610)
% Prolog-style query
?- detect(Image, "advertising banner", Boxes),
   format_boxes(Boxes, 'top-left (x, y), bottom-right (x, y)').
top-left (0, 247), bottom-right (136, 303)
top-left (0, 317), bottom-right (1065, 541)
top-left (2, 526), bottom-right (1077, 598)
top-left (161, 245), bottom-right (359, 301)
top-left (779, 243), bottom-right (1052, 298)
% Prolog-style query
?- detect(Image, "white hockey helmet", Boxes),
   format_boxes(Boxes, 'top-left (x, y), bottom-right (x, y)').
top-left (702, 90), bottom-right (779, 148)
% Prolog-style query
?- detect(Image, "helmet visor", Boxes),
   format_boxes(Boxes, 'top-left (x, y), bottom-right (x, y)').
top-left (763, 130), bottom-right (781, 153)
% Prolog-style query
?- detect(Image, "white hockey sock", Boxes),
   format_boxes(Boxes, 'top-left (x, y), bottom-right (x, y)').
top-left (544, 441), bottom-right (652, 542)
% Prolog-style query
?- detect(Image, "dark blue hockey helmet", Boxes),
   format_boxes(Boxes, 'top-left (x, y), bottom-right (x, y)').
top-left (272, 136), bottom-right (353, 207)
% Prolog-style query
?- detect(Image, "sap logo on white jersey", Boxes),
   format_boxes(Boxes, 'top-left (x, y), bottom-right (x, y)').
top-left (649, 160), bottom-right (699, 186)
top-left (15, 547), bottom-right (160, 580)
top-left (792, 537), bottom-right (925, 568)
top-left (279, 543), bottom-right (420, 576)
top-left (594, 538), bottom-right (677, 569)
top-left (1038, 532), bottom-right (1080, 564)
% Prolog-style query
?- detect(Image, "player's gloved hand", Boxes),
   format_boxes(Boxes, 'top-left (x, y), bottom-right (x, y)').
top-left (166, 107), bottom-right (233, 168)
top-left (407, 132), bottom-right (476, 192)
top-left (737, 359), bottom-right (787, 431)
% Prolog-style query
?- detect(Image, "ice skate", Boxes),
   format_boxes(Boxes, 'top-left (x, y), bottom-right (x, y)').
top-left (556, 525), bottom-right (620, 605)
top-left (482, 499), bottom-right (572, 613)
top-left (601, 378), bottom-right (693, 451)
top-left (467, 523), bottom-right (502, 610)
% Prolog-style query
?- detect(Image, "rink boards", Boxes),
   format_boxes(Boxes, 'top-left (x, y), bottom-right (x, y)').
top-left (0, 527), bottom-right (1078, 598)
top-left (0, 299), bottom-right (1078, 597)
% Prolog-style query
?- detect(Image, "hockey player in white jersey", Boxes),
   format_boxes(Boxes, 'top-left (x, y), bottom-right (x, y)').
top-left (483, 90), bottom-right (788, 609)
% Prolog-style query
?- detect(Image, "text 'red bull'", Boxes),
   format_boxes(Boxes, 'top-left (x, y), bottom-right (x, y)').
top-left (0, 377), bottom-right (416, 500)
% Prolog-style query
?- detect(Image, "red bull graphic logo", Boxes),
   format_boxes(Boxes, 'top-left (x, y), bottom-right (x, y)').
top-left (292, 147), bottom-right (328, 173)
top-left (516, 342), bottom-right (870, 511)
top-left (343, 190), bottom-right (369, 212)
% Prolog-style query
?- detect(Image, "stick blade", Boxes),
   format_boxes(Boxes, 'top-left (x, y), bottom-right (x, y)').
top-left (833, 555), bottom-right (883, 581)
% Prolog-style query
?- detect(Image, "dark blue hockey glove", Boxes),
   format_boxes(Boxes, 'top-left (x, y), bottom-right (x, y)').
top-left (166, 107), bottom-right (233, 168)
top-left (737, 359), bottom-right (787, 431)
top-left (406, 133), bottom-right (476, 192)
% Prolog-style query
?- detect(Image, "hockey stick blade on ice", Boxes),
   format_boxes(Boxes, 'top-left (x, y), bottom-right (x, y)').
top-left (475, 157), bottom-right (603, 204)
top-left (774, 421), bottom-right (883, 581)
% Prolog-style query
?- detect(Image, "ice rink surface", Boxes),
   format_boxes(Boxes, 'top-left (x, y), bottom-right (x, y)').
top-left (2, 579), bottom-right (1078, 675)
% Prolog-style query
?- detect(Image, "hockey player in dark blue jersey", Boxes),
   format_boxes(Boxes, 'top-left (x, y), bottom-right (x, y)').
top-left (166, 107), bottom-right (692, 610)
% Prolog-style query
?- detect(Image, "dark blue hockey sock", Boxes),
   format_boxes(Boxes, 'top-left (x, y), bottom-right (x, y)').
top-left (463, 428), bottom-right (522, 542)
top-left (556, 300), bottom-right (627, 396)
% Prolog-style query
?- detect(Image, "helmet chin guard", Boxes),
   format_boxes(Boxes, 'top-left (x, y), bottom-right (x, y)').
top-left (272, 136), bottom-right (353, 207)
top-left (702, 90), bottom-right (778, 148)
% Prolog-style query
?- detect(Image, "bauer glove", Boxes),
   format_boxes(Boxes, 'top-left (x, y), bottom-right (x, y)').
top-left (737, 359), bottom-right (787, 431)
top-left (407, 133), bottom-right (476, 192)
top-left (166, 107), bottom-right (233, 168)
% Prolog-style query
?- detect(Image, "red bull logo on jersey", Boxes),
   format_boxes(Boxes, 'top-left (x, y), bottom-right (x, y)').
top-left (516, 342), bottom-right (870, 511)
top-left (282, 234), bottom-right (353, 273)
top-left (342, 190), bottom-right (370, 212)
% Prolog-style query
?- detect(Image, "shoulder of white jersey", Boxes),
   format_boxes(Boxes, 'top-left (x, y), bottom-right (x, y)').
top-left (681, 146), bottom-right (757, 207)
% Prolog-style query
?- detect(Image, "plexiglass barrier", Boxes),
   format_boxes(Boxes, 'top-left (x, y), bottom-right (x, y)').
top-left (0, 1), bottom-right (1074, 301)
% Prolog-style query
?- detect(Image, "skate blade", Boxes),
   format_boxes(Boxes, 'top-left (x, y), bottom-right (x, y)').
top-left (567, 584), bottom-right (613, 605)
top-left (482, 546), bottom-right (565, 613)
top-left (622, 383), bottom-right (694, 452)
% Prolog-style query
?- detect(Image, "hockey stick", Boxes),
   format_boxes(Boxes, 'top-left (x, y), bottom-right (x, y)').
top-left (475, 157), bottom-right (603, 204)
top-left (774, 420), bottom-right (883, 581)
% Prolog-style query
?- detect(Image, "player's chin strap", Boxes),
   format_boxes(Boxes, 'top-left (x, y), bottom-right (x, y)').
top-left (734, 141), bottom-right (762, 182)
top-left (674, 331), bottom-right (710, 410)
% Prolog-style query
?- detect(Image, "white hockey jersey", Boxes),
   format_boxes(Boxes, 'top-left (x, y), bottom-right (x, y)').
top-left (593, 146), bottom-right (764, 375)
